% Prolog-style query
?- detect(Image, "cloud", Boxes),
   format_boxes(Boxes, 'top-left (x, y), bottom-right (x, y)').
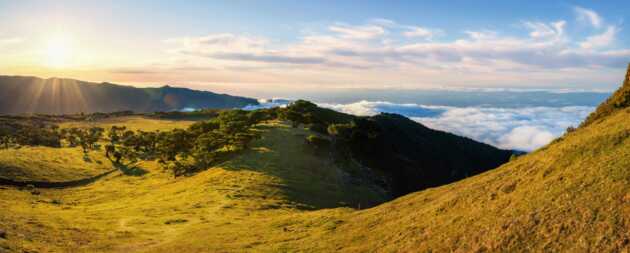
top-left (319, 100), bottom-right (445, 117)
top-left (167, 33), bottom-right (327, 65)
top-left (498, 126), bottom-right (555, 151)
top-left (329, 24), bottom-right (385, 39)
top-left (403, 26), bottom-right (442, 40)
top-left (523, 21), bottom-right (565, 39)
top-left (574, 6), bottom-right (603, 28)
top-left (162, 8), bottom-right (629, 88)
top-left (580, 25), bottom-right (618, 49)
top-left (315, 100), bottom-right (594, 151)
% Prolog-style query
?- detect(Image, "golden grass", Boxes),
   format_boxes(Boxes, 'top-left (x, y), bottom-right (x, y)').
top-left (59, 116), bottom-right (195, 132)
top-left (296, 107), bottom-right (630, 252)
top-left (0, 119), bottom-right (383, 252)
top-left (0, 147), bottom-right (111, 182)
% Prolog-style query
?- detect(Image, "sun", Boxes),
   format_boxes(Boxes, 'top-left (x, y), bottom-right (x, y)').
top-left (45, 35), bottom-right (74, 68)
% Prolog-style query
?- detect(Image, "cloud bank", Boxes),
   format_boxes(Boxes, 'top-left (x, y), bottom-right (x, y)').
top-left (316, 101), bottom-right (594, 151)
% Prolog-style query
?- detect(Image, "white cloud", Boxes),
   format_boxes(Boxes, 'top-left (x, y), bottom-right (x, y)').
top-left (574, 6), bottom-right (603, 28)
top-left (162, 9), bottom-right (629, 89)
top-left (329, 24), bottom-right (385, 39)
top-left (498, 126), bottom-right (555, 151)
top-left (317, 100), bottom-right (594, 151)
top-left (403, 26), bottom-right (442, 40)
top-left (523, 21), bottom-right (565, 40)
top-left (580, 25), bottom-right (618, 49)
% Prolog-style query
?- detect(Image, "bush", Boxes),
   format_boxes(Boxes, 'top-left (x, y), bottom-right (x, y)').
top-left (306, 135), bottom-right (331, 150)
top-left (309, 123), bottom-right (328, 135)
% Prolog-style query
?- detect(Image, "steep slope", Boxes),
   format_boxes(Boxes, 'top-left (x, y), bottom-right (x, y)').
top-left (293, 66), bottom-right (630, 252)
top-left (0, 76), bottom-right (258, 114)
top-left (287, 101), bottom-right (513, 197)
top-left (355, 113), bottom-right (513, 196)
top-left (582, 63), bottom-right (630, 127)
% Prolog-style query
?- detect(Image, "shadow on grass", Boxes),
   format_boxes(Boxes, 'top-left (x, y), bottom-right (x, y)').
top-left (113, 162), bottom-right (148, 176)
top-left (219, 123), bottom-right (388, 211)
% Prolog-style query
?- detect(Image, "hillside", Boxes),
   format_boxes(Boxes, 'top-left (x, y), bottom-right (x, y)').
top-left (292, 65), bottom-right (630, 252)
top-left (284, 101), bottom-right (514, 196)
top-left (0, 76), bottom-right (258, 114)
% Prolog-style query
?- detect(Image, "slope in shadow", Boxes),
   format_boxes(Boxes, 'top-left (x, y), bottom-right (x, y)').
top-left (220, 123), bottom-right (387, 210)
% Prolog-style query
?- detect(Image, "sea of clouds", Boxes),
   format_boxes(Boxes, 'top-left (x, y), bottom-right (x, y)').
top-left (248, 99), bottom-right (595, 151)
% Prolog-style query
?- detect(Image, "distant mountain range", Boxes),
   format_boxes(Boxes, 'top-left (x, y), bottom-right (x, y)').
top-left (0, 76), bottom-right (258, 115)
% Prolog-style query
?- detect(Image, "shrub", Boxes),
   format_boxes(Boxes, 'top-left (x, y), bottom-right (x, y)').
top-left (309, 123), bottom-right (328, 135)
top-left (306, 135), bottom-right (331, 150)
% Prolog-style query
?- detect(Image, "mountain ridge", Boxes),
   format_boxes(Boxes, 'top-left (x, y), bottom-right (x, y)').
top-left (0, 75), bottom-right (258, 115)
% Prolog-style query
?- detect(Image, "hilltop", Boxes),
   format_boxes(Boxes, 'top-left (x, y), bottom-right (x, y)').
top-left (0, 76), bottom-right (258, 114)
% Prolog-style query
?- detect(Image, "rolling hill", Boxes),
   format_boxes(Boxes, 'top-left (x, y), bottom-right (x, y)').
top-left (0, 76), bottom-right (258, 114)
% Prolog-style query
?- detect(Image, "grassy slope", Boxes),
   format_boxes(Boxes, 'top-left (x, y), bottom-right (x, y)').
top-left (0, 116), bottom-right (192, 183)
top-left (0, 147), bottom-right (112, 182)
top-left (0, 119), bottom-right (384, 252)
top-left (299, 105), bottom-right (630, 251)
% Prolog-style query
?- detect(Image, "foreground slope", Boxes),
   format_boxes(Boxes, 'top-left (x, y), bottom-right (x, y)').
top-left (0, 76), bottom-right (258, 114)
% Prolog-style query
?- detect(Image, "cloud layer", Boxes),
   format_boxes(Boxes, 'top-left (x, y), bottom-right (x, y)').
top-left (168, 18), bottom-right (627, 70)
top-left (316, 101), bottom-right (594, 151)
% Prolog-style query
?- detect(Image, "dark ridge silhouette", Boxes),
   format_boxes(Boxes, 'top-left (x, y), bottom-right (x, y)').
top-left (0, 75), bottom-right (259, 115)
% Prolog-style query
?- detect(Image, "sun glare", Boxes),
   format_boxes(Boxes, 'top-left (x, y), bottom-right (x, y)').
top-left (46, 35), bottom-right (73, 68)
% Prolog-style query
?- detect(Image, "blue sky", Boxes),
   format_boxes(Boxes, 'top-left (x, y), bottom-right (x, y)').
top-left (0, 0), bottom-right (629, 96)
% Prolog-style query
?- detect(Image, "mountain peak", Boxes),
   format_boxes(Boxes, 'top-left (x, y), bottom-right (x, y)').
top-left (581, 63), bottom-right (630, 127)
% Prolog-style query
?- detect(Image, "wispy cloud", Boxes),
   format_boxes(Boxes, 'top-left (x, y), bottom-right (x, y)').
top-left (580, 25), bottom-right (618, 49)
top-left (329, 24), bottom-right (385, 39)
top-left (403, 26), bottom-right (443, 40)
top-left (574, 6), bottom-right (603, 28)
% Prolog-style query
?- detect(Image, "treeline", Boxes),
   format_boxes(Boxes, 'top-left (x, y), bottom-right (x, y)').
top-left (0, 109), bottom-right (279, 177)
top-left (0, 119), bottom-right (106, 152)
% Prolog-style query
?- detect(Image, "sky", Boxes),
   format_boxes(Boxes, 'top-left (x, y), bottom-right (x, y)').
top-left (0, 0), bottom-right (629, 97)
